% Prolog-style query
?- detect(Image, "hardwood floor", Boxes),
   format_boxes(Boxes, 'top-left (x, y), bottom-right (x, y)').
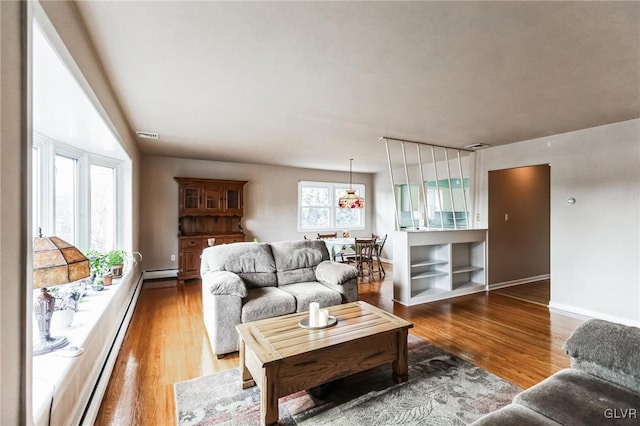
top-left (492, 279), bottom-right (551, 306)
top-left (96, 267), bottom-right (583, 425)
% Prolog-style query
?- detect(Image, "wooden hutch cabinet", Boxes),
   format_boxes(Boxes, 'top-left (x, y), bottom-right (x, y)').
top-left (174, 177), bottom-right (247, 285)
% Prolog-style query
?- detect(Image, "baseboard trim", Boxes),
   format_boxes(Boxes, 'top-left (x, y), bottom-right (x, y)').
top-left (80, 272), bottom-right (144, 424)
top-left (548, 301), bottom-right (640, 327)
top-left (143, 268), bottom-right (179, 280)
top-left (488, 274), bottom-right (550, 290)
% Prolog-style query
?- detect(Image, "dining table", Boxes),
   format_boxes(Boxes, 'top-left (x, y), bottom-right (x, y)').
top-left (322, 237), bottom-right (356, 261)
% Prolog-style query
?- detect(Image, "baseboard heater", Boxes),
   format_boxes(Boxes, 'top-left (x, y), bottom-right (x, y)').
top-left (143, 268), bottom-right (179, 280)
top-left (79, 272), bottom-right (144, 424)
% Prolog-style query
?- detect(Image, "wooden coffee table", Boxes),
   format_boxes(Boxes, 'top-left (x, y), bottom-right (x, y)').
top-left (236, 301), bottom-right (413, 425)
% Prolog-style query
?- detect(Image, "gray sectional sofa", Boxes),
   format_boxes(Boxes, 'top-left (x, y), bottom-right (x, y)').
top-left (473, 319), bottom-right (640, 425)
top-left (200, 239), bottom-right (359, 357)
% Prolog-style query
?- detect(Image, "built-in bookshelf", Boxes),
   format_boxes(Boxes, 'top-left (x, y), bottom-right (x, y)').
top-left (393, 229), bottom-right (487, 305)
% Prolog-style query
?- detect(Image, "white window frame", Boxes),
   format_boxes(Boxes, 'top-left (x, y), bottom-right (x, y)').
top-left (33, 132), bottom-right (124, 251)
top-left (298, 180), bottom-right (366, 232)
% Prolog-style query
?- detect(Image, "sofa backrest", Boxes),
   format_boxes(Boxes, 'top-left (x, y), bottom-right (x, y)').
top-left (201, 242), bottom-right (277, 288)
top-left (270, 240), bottom-right (330, 286)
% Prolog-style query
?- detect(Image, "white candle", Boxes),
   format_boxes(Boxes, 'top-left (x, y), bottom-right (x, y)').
top-left (319, 309), bottom-right (329, 327)
top-left (309, 302), bottom-right (320, 327)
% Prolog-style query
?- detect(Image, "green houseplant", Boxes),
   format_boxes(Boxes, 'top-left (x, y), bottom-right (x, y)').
top-left (107, 249), bottom-right (126, 278)
top-left (86, 249), bottom-right (112, 285)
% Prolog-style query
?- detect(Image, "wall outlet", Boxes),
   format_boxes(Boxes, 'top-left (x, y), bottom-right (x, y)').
top-left (476, 213), bottom-right (480, 221)
top-left (170, 254), bottom-right (176, 262)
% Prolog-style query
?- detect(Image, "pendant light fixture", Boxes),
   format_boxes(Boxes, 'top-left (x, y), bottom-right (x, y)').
top-left (339, 158), bottom-right (365, 209)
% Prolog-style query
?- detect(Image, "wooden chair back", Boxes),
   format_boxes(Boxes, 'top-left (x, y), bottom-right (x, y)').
top-left (317, 232), bottom-right (338, 239)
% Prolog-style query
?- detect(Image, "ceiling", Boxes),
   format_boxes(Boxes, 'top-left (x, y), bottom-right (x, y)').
top-left (74, 1), bottom-right (640, 173)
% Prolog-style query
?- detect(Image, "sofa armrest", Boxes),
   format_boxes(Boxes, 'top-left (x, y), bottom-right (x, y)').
top-left (563, 319), bottom-right (640, 381)
top-left (315, 261), bottom-right (359, 303)
top-left (315, 260), bottom-right (357, 285)
top-left (203, 270), bottom-right (247, 298)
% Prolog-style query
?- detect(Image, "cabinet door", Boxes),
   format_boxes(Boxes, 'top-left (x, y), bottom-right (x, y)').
top-left (202, 184), bottom-right (223, 213)
top-left (224, 183), bottom-right (243, 215)
top-left (181, 248), bottom-right (202, 276)
top-left (180, 184), bottom-right (202, 214)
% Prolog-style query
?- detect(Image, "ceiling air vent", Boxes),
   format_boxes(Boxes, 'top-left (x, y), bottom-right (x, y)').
top-left (464, 143), bottom-right (490, 150)
top-left (136, 131), bottom-right (159, 140)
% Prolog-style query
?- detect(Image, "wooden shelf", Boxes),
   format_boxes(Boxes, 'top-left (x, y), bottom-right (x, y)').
top-left (451, 281), bottom-right (485, 291)
top-left (410, 286), bottom-right (448, 299)
top-left (411, 260), bottom-right (448, 268)
top-left (411, 270), bottom-right (449, 279)
top-left (452, 265), bottom-right (483, 274)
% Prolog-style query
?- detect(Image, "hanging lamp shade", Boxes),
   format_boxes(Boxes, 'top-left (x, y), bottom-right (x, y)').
top-left (339, 159), bottom-right (365, 209)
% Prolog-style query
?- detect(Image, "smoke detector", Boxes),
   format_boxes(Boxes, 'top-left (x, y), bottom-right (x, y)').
top-left (464, 143), bottom-right (491, 150)
top-left (135, 131), bottom-right (159, 140)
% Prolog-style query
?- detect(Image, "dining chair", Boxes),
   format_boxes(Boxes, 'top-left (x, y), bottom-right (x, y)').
top-left (317, 232), bottom-right (338, 239)
top-left (373, 234), bottom-right (387, 278)
top-left (347, 238), bottom-right (378, 281)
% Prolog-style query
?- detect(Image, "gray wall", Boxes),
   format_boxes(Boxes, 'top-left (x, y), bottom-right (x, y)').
top-left (475, 119), bottom-right (640, 325)
top-left (1, 1), bottom-right (27, 422)
top-left (140, 155), bottom-right (374, 271)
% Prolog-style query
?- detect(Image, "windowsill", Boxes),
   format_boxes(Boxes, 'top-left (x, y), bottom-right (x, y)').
top-left (32, 272), bottom-right (136, 425)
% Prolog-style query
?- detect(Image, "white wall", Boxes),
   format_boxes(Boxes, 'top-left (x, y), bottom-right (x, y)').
top-left (474, 119), bottom-right (640, 325)
top-left (140, 155), bottom-right (375, 271)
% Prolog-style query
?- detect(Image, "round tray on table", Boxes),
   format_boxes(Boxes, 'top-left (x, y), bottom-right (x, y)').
top-left (299, 315), bottom-right (338, 329)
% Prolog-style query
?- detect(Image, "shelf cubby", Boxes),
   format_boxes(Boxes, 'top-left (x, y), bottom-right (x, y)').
top-left (393, 229), bottom-right (487, 306)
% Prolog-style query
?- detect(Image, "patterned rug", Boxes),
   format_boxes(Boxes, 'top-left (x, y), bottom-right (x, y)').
top-left (174, 335), bottom-right (521, 425)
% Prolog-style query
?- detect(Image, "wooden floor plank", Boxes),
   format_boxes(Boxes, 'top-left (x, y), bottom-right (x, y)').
top-left (96, 266), bottom-right (583, 425)
top-left (493, 279), bottom-right (551, 305)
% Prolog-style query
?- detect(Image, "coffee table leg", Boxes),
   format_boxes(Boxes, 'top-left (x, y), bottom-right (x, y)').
top-left (392, 329), bottom-right (409, 383)
top-left (239, 336), bottom-right (255, 389)
top-left (261, 366), bottom-right (279, 426)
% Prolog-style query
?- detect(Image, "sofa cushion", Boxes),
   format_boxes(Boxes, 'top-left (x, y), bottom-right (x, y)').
top-left (270, 240), bottom-right (330, 285)
top-left (201, 242), bottom-right (277, 288)
top-left (563, 319), bottom-right (640, 382)
top-left (241, 287), bottom-right (296, 323)
top-left (514, 369), bottom-right (640, 426)
top-left (279, 282), bottom-right (342, 313)
top-left (471, 404), bottom-right (561, 425)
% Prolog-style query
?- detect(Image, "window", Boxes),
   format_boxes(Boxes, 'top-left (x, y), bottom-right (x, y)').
top-left (32, 145), bottom-right (42, 235)
top-left (298, 181), bottom-right (365, 231)
top-left (396, 177), bottom-right (470, 229)
top-left (90, 164), bottom-right (115, 252)
top-left (32, 133), bottom-right (124, 252)
top-left (54, 154), bottom-right (78, 243)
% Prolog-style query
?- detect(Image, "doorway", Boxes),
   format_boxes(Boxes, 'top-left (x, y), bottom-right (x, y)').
top-left (488, 164), bottom-right (550, 305)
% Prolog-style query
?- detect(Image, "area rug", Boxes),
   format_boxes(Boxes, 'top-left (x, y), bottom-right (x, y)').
top-left (174, 335), bottom-right (521, 425)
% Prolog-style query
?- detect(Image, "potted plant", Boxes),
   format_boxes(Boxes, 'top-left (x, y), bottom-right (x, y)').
top-left (86, 249), bottom-right (112, 285)
top-left (92, 277), bottom-right (105, 291)
top-left (107, 249), bottom-right (126, 278)
top-left (50, 286), bottom-right (77, 328)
